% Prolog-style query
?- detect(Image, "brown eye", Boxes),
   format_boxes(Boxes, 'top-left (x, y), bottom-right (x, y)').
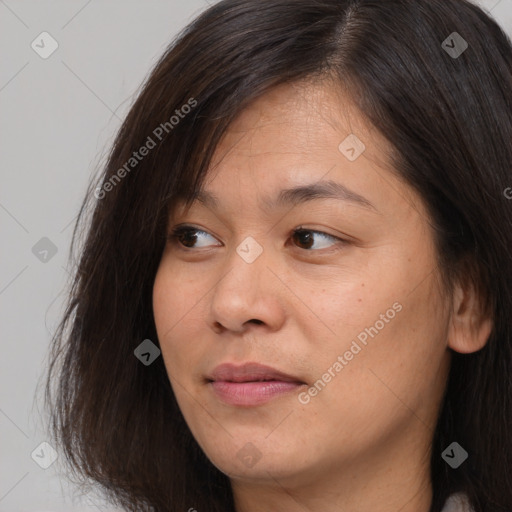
top-left (291, 228), bottom-right (344, 251)
top-left (292, 229), bottom-right (315, 249)
top-left (176, 229), bottom-right (197, 248)
top-left (168, 226), bottom-right (219, 249)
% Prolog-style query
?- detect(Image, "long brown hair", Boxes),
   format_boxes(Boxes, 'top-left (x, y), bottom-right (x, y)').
top-left (44, 1), bottom-right (512, 510)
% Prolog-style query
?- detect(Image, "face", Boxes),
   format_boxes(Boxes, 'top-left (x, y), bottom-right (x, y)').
top-left (152, 80), bottom-right (453, 491)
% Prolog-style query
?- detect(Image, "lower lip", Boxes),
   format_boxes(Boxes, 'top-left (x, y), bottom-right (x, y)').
top-left (209, 380), bottom-right (304, 406)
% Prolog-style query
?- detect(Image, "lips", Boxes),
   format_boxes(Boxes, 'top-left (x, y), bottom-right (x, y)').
top-left (206, 362), bottom-right (306, 407)
top-left (207, 362), bottom-right (304, 384)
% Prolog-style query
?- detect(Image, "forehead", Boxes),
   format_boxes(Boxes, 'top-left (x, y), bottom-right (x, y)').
top-left (206, 79), bottom-right (396, 185)
top-left (220, 84), bottom-right (384, 179)
top-left (172, 80), bottom-right (421, 221)
top-left (216, 79), bottom-right (384, 153)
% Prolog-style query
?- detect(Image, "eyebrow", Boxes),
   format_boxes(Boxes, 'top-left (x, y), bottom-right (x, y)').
top-left (192, 180), bottom-right (378, 213)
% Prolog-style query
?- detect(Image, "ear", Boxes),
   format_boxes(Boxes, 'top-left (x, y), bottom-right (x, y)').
top-left (447, 279), bottom-right (493, 354)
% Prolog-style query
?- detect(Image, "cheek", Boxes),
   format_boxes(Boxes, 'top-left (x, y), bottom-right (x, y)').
top-left (312, 276), bottom-right (450, 427)
top-left (152, 267), bottom-right (221, 451)
top-left (152, 262), bottom-right (214, 378)
top-left (293, 266), bottom-right (397, 350)
top-left (297, 250), bottom-right (450, 407)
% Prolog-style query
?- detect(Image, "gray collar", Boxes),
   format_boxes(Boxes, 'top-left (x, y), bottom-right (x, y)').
top-left (441, 493), bottom-right (474, 512)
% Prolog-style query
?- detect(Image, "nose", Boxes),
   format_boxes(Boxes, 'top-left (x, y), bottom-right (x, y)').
top-left (208, 242), bottom-right (286, 334)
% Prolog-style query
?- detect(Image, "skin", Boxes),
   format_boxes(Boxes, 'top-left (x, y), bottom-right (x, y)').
top-left (152, 79), bottom-right (492, 512)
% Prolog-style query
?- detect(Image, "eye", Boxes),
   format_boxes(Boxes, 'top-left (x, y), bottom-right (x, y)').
top-left (167, 225), bottom-right (346, 252)
top-left (168, 225), bottom-right (220, 249)
top-left (289, 227), bottom-right (343, 251)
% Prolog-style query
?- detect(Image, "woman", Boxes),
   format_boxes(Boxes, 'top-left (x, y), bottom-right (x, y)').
top-left (45, 0), bottom-right (512, 511)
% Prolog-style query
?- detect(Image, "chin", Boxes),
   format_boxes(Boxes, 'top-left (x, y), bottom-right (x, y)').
top-left (198, 435), bottom-right (310, 482)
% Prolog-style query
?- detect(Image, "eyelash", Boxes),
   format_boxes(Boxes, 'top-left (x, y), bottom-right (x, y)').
top-left (167, 224), bottom-right (347, 254)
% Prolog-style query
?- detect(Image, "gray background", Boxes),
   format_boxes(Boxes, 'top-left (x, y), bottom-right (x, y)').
top-left (0, 1), bottom-right (510, 510)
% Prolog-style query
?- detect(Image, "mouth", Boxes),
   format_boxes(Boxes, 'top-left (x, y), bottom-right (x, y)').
top-left (206, 362), bottom-right (306, 407)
